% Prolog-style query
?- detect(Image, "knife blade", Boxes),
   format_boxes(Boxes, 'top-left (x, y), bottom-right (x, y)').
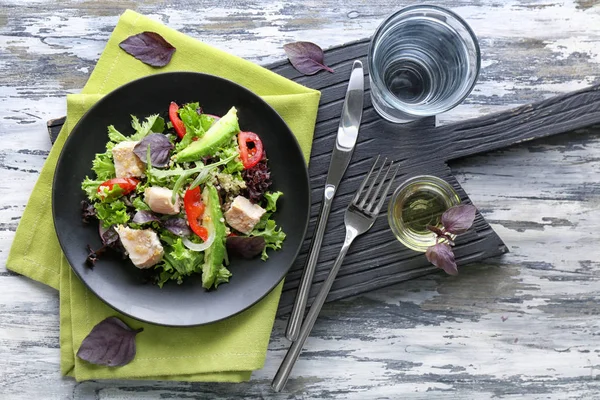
top-left (285, 60), bottom-right (364, 341)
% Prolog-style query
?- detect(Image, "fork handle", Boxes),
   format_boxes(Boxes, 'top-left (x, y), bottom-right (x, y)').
top-left (272, 227), bottom-right (357, 392)
top-left (286, 185), bottom-right (336, 341)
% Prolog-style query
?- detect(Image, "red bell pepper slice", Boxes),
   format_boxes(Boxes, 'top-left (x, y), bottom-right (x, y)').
top-left (169, 101), bottom-right (187, 139)
top-left (97, 178), bottom-right (139, 197)
top-left (238, 131), bottom-right (264, 169)
top-left (183, 186), bottom-right (208, 241)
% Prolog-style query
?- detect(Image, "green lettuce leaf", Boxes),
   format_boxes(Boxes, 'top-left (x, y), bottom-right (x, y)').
top-left (130, 114), bottom-right (164, 141)
top-left (94, 200), bottom-right (129, 228)
top-left (107, 125), bottom-right (128, 143)
top-left (251, 218), bottom-right (286, 261)
top-left (91, 150), bottom-right (115, 181)
top-left (250, 188), bottom-right (286, 260)
top-left (132, 196), bottom-right (150, 211)
top-left (214, 265), bottom-right (232, 288)
top-left (155, 237), bottom-right (204, 287)
top-left (97, 184), bottom-right (124, 202)
top-left (81, 177), bottom-right (102, 201)
top-left (175, 104), bottom-right (217, 153)
top-left (217, 138), bottom-right (243, 174)
top-left (170, 238), bottom-right (204, 275)
top-left (263, 191), bottom-right (283, 212)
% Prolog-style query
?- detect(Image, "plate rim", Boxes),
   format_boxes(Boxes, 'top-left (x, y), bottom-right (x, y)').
top-left (51, 71), bottom-right (311, 327)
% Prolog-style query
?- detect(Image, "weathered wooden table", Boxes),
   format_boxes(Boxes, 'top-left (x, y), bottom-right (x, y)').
top-left (2, 1), bottom-right (600, 399)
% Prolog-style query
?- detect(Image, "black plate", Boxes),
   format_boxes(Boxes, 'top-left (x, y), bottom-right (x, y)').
top-left (52, 72), bottom-right (310, 327)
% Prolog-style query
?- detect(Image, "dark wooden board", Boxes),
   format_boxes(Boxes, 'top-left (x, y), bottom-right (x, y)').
top-left (47, 38), bottom-right (600, 316)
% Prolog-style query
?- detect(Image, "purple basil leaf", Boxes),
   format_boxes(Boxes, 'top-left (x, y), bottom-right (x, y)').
top-left (226, 236), bottom-right (266, 258)
top-left (76, 317), bottom-right (143, 367)
top-left (283, 41), bottom-right (334, 76)
top-left (441, 204), bottom-right (477, 235)
top-left (425, 243), bottom-right (458, 275)
top-left (162, 217), bottom-right (192, 237)
top-left (119, 31), bottom-right (176, 67)
top-left (132, 210), bottom-right (160, 224)
top-left (133, 133), bottom-right (174, 168)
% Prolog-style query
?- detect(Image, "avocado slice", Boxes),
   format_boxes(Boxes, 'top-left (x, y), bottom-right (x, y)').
top-left (175, 107), bottom-right (240, 163)
top-left (201, 183), bottom-right (231, 289)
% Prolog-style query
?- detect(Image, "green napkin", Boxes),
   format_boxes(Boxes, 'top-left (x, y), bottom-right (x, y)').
top-left (7, 10), bottom-right (320, 382)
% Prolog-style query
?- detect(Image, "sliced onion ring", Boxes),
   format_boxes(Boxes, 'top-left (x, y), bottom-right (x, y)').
top-left (182, 218), bottom-right (215, 252)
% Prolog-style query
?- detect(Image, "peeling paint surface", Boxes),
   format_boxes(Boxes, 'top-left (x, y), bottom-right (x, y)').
top-left (2, 1), bottom-right (600, 399)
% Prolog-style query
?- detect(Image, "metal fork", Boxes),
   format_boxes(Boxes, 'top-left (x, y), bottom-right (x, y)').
top-left (272, 155), bottom-right (399, 392)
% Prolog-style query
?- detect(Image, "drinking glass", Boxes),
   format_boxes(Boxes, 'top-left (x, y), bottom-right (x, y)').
top-left (368, 5), bottom-right (481, 123)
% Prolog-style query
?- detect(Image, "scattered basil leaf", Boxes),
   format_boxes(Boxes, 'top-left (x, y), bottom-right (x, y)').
top-left (441, 204), bottom-right (477, 235)
top-left (425, 243), bottom-right (458, 276)
top-left (162, 217), bottom-right (192, 237)
top-left (424, 203), bottom-right (477, 275)
top-left (226, 236), bottom-right (266, 258)
top-left (119, 31), bottom-right (176, 67)
top-left (76, 317), bottom-right (143, 367)
top-left (283, 41), bottom-right (334, 76)
top-left (132, 210), bottom-right (160, 224)
top-left (133, 133), bottom-right (174, 168)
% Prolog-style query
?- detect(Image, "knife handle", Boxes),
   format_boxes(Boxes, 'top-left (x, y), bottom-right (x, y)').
top-left (285, 184), bottom-right (335, 341)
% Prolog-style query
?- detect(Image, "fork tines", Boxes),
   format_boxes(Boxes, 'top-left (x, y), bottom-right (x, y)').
top-left (353, 156), bottom-right (399, 215)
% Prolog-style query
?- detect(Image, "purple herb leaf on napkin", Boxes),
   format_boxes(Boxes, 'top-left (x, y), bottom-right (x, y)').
top-left (77, 317), bottom-right (143, 367)
top-left (133, 133), bottom-right (174, 168)
top-left (283, 41), bottom-right (334, 75)
top-left (441, 204), bottom-right (477, 235)
top-left (425, 243), bottom-right (458, 276)
top-left (119, 31), bottom-right (176, 67)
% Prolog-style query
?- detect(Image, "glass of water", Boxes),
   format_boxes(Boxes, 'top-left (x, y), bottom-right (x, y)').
top-left (368, 5), bottom-right (480, 123)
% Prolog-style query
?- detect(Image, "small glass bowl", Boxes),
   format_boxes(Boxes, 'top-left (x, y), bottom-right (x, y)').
top-left (388, 175), bottom-right (460, 252)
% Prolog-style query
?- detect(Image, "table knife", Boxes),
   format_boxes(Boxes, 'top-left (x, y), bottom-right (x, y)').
top-left (285, 59), bottom-right (364, 341)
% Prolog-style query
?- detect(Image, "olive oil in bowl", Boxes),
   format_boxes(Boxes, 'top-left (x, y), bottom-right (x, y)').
top-left (388, 176), bottom-right (460, 252)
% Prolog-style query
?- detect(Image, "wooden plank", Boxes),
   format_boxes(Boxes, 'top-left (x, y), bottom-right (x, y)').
top-left (47, 39), bottom-right (600, 316)
top-left (48, 39), bottom-right (600, 314)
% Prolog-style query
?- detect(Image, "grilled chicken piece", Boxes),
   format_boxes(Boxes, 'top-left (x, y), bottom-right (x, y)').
top-left (144, 186), bottom-right (180, 215)
top-left (115, 225), bottom-right (164, 269)
top-left (112, 141), bottom-right (145, 178)
top-left (224, 195), bottom-right (266, 234)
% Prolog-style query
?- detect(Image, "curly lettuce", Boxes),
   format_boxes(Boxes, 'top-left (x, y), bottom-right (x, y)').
top-left (94, 199), bottom-right (129, 228)
top-left (251, 192), bottom-right (286, 260)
